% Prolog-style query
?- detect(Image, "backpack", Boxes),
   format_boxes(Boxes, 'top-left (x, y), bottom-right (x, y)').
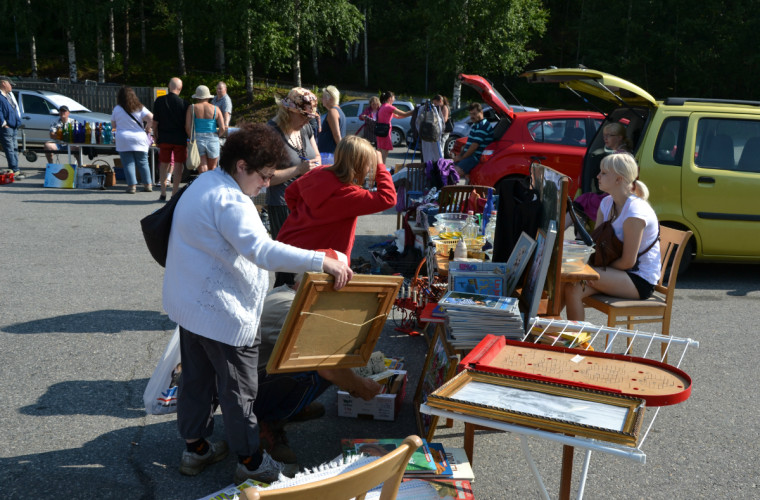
top-left (419, 102), bottom-right (441, 142)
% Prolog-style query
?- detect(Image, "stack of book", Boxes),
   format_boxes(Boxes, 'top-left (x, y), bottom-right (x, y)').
top-left (438, 290), bottom-right (523, 349)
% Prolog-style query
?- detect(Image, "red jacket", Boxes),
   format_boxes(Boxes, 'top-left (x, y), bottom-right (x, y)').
top-left (276, 163), bottom-right (396, 259)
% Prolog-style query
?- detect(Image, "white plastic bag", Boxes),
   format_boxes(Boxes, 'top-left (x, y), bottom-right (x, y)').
top-left (144, 326), bottom-right (182, 415)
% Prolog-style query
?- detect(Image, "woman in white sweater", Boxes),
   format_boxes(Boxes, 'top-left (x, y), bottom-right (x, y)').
top-left (162, 123), bottom-right (352, 484)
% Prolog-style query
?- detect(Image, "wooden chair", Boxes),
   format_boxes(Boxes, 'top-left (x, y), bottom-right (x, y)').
top-left (582, 225), bottom-right (693, 361)
top-left (242, 435), bottom-right (423, 500)
top-left (437, 185), bottom-right (491, 214)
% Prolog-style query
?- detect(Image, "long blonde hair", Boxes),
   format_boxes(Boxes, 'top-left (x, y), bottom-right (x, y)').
top-left (328, 136), bottom-right (376, 185)
top-left (600, 152), bottom-right (649, 200)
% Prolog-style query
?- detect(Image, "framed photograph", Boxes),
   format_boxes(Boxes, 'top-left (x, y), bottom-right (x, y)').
top-left (427, 369), bottom-right (646, 447)
top-left (266, 273), bottom-right (403, 373)
top-left (521, 220), bottom-right (558, 329)
top-left (414, 328), bottom-right (460, 442)
top-left (504, 232), bottom-right (537, 297)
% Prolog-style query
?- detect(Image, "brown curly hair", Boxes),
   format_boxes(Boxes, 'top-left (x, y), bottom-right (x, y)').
top-left (117, 86), bottom-right (143, 113)
top-left (219, 123), bottom-right (287, 176)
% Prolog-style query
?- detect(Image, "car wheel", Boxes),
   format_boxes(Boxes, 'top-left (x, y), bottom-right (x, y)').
top-left (25, 150), bottom-right (38, 162)
top-left (444, 136), bottom-right (460, 159)
top-left (391, 127), bottom-right (404, 147)
top-left (675, 235), bottom-right (695, 276)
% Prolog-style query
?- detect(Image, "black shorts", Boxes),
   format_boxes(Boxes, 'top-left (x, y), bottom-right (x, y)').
top-left (627, 272), bottom-right (655, 299)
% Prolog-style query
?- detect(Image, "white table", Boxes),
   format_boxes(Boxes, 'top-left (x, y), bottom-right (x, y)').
top-left (420, 318), bottom-right (699, 500)
top-left (66, 143), bottom-right (157, 182)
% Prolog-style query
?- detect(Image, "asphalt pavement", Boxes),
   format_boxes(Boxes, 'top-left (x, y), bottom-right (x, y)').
top-left (1, 147), bottom-right (759, 499)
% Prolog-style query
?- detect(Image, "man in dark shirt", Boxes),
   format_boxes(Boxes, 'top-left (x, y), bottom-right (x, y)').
top-left (152, 77), bottom-right (189, 201)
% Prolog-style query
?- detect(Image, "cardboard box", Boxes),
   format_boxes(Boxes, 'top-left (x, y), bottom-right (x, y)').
top-left (337, 370), bottom-right (407, 421)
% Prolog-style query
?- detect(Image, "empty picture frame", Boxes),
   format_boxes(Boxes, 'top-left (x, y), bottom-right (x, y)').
top-left (266, 273), bottom-right (403, 373)
top-left (427, 369), bottom-right (645, 447)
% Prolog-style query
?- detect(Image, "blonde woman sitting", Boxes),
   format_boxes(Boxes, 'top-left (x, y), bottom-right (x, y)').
top-left (564, 153), bottom-right (661, 320)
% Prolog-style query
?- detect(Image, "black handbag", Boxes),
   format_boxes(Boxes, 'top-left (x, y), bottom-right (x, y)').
top-left (374, 122), bottom-right (390, 137)
top-left (140, 180), bottom-right (193, 267)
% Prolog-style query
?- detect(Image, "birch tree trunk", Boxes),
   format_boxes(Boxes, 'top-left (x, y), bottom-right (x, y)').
top-left (140, 0), bottom-right (146, 55)
top-left (109, 2), bottom-right (115, 61)
top-left (30, 35), bottom-right (38, 79)
top-left (177, 12), bottom-right (186, 76)
top-left (312, 29), bottom-right (319, 78)
top-left (67, 29), bottom-right (77, 82)
top-left (97, 27), bottom-right (105, 83)
top-left (292, 0), bottom-right (302, 87)
top-left (451, 0), bottom-right (468, 109)
top-left (363, 8), bottom-right (368, 87)
top-left (245, 17), bottom-right (254, 99)
top-left (124, 4), bottom-right (130, 76)
top-left (215, 35), bottom-right (226, 73)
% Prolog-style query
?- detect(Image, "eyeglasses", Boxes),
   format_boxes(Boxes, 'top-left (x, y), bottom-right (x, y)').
top-left (256, 170), bottom-right (275, 182)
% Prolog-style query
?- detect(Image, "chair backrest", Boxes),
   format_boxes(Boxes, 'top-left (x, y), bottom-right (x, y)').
top-left (242, 435), bottom-right (424, 500)
top-left (655, 225), bottom-right (693, 300)
top-left (737, 137), bottom-right (760, 172)
top-left (438, 185), bottom-right (491, 213)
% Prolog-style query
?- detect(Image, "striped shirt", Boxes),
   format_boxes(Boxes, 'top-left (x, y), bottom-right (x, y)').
top-left (465, 118), bottom-right (493, 161)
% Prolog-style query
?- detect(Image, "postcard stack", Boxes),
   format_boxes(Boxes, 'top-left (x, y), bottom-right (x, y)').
top-left (438, 290), bottom-right (523, 349)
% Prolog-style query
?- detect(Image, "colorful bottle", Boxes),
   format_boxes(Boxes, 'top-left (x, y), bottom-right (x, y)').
top-left (56, 125), bottom-right (63, 141)
top-left (95, 123), bottom-right (102, 144)
top-left (85, 122), bottom-right (91, 144)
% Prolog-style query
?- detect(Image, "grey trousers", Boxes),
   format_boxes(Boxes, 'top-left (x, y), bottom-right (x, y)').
top-left (177, 327), bottom-right (260, 457)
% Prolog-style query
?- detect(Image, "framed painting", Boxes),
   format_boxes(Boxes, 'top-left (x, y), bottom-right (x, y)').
top-left (521, 220), bottom-right (557, 329)
top-left (266, 273), bottom-right (403, 373)
top-left (414, 327), bottom-right (460, 442)
top-left (427, 369), bottom-right (646, 447)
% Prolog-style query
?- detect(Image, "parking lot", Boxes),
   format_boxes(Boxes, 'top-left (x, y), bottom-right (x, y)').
top-left (1, 151), bottom-right (759, 499)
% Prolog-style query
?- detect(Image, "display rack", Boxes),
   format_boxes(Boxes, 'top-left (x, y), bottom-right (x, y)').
top-left (420, 317), bottom-right (699, 500)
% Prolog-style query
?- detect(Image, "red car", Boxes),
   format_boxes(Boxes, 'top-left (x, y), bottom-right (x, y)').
top-left (455, 74), bottom-right (604, 195)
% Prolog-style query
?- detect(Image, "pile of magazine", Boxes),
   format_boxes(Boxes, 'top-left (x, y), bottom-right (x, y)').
top-left (438, 290), bottom-right (523, 349)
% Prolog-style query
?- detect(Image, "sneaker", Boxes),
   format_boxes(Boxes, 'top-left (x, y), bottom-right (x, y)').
top-left (234, 451), bottom-right (297, 485)
top-left (126, 186), bottom-right (136, 194)
top-left (179, 440), bottom-right (229, 476)
top-left (13, 172), bottom-right (25, 180)
top-left (259, 421), bottom-right (297, 464)
top-left (143, 184), bottom-right (153, 192)
top-left (288, 402), bottom-right (325, 423)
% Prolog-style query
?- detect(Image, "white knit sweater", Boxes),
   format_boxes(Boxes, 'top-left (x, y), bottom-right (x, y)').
top-left (162, 168), bottom-right (324, 347)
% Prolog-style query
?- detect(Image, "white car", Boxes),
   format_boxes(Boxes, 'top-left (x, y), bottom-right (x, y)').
top-left (322, 99), bottom-right (415, 147)
top-left (12, 89), bottom-right (112, 144)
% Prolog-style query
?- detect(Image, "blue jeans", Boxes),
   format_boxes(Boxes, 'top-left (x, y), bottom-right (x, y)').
top-left (457, 155), bottom-right (480, 174)
top-left (119, 150), bottom-right (151, 186)
top-left (1, 126), bottom-right (19, 172)
top-left (254, 369), bottom-right (331, 423)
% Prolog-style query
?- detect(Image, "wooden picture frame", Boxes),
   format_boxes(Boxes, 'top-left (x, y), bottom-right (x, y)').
top-left (427, 369), bottom-right (646, 447)
top-left (414, 327), bottom-right (460, 442)
top-left (266, 273), bottom-right (403, 373)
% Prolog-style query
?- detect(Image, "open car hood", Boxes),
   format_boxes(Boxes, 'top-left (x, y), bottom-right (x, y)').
top-left (520, 68), bottom-right (657, 108)
top-left (459, 74), bottom-right (516, 120)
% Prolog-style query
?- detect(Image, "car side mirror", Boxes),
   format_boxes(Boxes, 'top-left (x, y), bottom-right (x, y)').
top-left (51, 109), bottom-right (60, 115)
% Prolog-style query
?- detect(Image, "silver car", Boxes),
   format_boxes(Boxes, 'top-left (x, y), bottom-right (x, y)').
top-left (12, 89), bottom-right (112, 144)
top-left (322, 99), bottom-right (414, 147)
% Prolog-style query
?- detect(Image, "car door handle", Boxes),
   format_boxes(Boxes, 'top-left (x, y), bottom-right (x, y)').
top-left (22, 116), bottom-right (31, 120)
top-left (698, 176), bottom-right (715, 184)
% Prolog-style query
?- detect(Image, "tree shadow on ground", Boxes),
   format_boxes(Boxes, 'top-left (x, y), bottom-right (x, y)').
top-left (2, 309), bottom-right (174, 334)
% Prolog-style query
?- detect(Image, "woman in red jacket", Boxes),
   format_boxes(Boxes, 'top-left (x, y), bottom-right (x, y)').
top-left (275, 135), bottom-right (397, 285)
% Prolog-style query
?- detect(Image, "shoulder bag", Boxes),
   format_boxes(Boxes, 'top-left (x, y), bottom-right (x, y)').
top-left (140, 180), bottom-right (194, 267)
top-left (374, 122), bottom-right (390, 138)
top-left (127, 110), bottom-right (154, 147)
top-left (591, 203), bottom-right (660, 269)
top-left (186, 105), bottom-right (201, 171)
